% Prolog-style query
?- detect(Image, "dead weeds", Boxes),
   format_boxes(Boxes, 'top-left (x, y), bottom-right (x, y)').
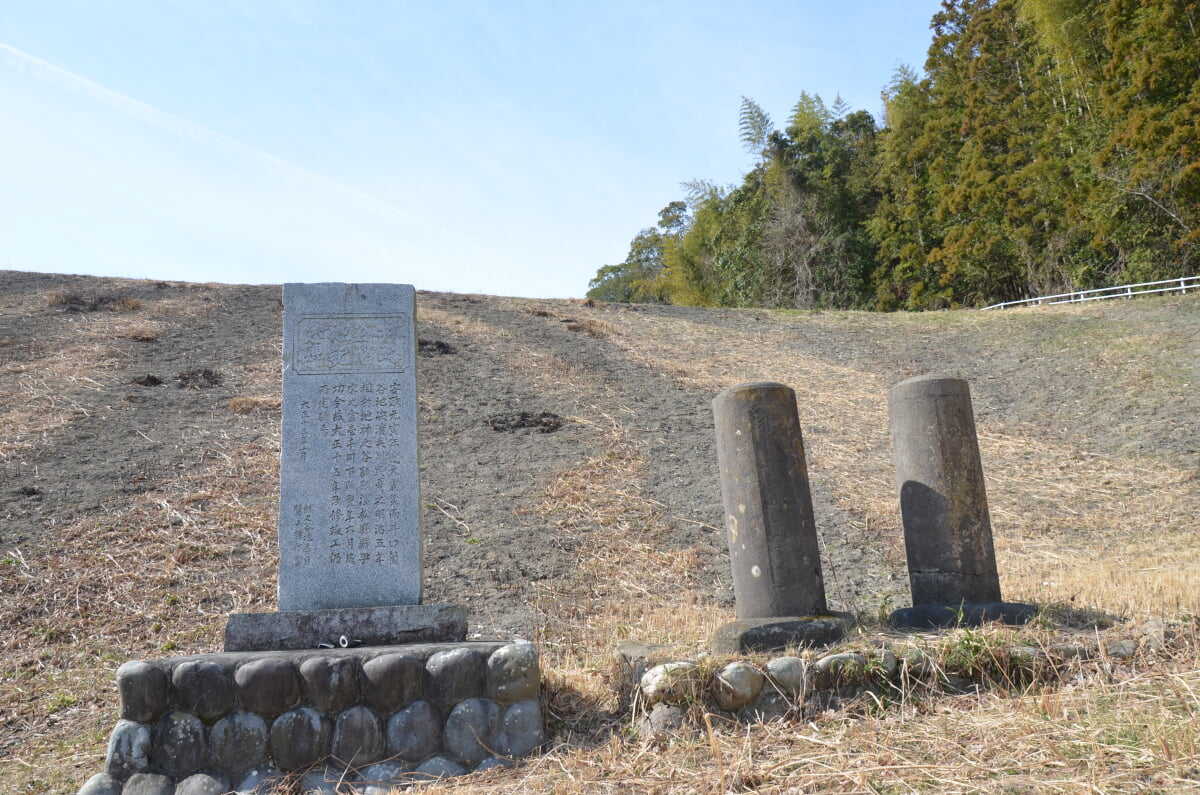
top-left (600, 304), bottom-right (1200, 620)
top-left (2, 281), bottom-right (1198, 793)
top-left (565, 318), bottom-right (615, 338)
top-left (174, 368), bottom-right (223, 389)
top-left (46, 290), bottom-right (142, 313)
top-left (228, 395), bottom-right (282, 414)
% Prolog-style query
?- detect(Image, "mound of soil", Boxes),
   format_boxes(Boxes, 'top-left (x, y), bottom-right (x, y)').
top-left (486, 411), bottom-right (564, 433)
top-left (5, 271), bottom-right (1200, 793)
top-left (1, 270), bottom-right (1197, 642)
top-left (175, 368), bottom-right (223, 389)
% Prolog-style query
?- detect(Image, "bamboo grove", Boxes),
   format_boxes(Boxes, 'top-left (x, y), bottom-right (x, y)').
top-left (588, 0), bottom-right (1200, 310)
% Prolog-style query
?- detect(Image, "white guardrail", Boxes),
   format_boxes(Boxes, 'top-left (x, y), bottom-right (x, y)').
top-left (981, 275), bottom-right (1199, 310)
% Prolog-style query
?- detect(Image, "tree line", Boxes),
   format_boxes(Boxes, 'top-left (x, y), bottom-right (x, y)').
top-left (588, 0), bottom-right (1200, 310)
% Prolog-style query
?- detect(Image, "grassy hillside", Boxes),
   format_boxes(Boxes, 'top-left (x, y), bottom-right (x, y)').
top-left (1, 271), bottom-right (1197, 793)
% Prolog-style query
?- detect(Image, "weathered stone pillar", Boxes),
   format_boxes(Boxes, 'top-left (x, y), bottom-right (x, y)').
top-left (710, 383), bottom-right (847, 652)
top-left (713, 382), bottom-right (826, 618)
top-left (888, 375), bottom-right (1001, 606)
top-left (887, 375), bottom-right (1035, 628)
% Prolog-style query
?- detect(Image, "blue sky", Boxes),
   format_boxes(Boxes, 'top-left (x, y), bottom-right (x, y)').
top-left (1, 2), bottom-right (942, 298)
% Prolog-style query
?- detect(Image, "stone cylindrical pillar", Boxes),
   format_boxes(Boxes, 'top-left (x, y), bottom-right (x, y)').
top-left (888, 375), bottom-right (1001, 606)
top-left (712, 382), bottom-right (827, 619)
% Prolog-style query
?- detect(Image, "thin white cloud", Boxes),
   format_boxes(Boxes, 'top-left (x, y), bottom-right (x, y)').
top-left (0, 42), bottom-right (417, 226)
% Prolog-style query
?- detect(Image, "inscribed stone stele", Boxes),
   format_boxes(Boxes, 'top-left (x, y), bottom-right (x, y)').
top-left (278, 283), bottom-right (421, 611)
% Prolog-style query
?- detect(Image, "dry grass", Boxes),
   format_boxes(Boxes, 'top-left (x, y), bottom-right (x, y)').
top-left (0, 278), bottom-right (282, 793)
top-left (46, 290), bottom-right (142, 313)
top-left (401, 620), bottom-right (1200, 794)
top-left (0, 436), bottom-right (280, 792)
top-left (534, 414), bottom-right (727, 692)
top-left (600, 305), bottom-right (1200, 622)
top-left (228, 395), bottom-right (283, 414)
top-left (520, 304), bottom-right (615, 337)
top-left (412, 295), bottom-right (1200, 793)
top-left (564, 318), bottom-right (615, 338)
top-left (2, 284), bottom-right (1198, 793)
top-left (421, 304), bottom-right (601, 396)
top-left (0, 284), bottom-right (210, 462)
top-left (1, 329), bottom-right (130, 460)
top-left (120, 326), bottom-right (160, 342)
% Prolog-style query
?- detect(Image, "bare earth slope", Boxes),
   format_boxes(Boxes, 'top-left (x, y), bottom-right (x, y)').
top-left (1, 271), bottom-right (1197, 792)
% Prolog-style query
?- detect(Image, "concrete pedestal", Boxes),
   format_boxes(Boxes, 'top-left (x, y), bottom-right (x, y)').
top-left (224, 604), bottom-right (466, 651)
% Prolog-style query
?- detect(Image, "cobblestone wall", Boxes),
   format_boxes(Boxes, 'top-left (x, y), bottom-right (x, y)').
top-left (621, 621), bottom-right (1164, 740)
top-left (78, 641), bottom-right (543, 795)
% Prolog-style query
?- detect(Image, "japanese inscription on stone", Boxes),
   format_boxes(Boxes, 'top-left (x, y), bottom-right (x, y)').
top-left (278, 283), bottom-right (421, 611)
top-left (294, 315), bottom-right (412, 374)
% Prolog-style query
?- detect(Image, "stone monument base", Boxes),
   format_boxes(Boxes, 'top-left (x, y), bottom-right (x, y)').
top-left (78, 641), bottom-right (544, 795)
top-left (711, 614), bottom-right (853, 654)
top-left (888, 601), bottom-right (1038, 629)
top-left (223, 604), bottom-right (467, 652)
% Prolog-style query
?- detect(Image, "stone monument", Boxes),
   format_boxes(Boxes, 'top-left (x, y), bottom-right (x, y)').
top-left (225, 283), bottom-right (464, 651)
top-left (709, 382), bottom-right (849, 653)
top-left (887, 375), bottom-right (1034, 628)
top-left (278, 282), bottom-right (423, 610)
top-left (78, 284), bottom-right (545, 795)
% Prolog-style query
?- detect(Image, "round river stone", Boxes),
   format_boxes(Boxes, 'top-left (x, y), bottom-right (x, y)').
top-left (299, 656), bottom-right (361, 714)
top-left (426, 648), bottom-right (484, 711)
top-left (116, 661), bottom-right (169, 724)
top-left (234, 657), bottom-right (299, 718)
top-left (386, 699), bottom-right (442, 762)
top-left (331, 704), bottom-right (385, 765)
top-left (208, 710), bottom-right (268, 778)
top-left (172, 661), bottom-right (236, 722)
top-left (443, 697), bottom-right (501, 767)
top-left (359, 652), bottom-right (423, 714)
top-left (486, 641), bottom-right (540, 705)
top-left (270, 707), bottom-right (330, 771)
top-left (151, 710), bottom-right (207, 778)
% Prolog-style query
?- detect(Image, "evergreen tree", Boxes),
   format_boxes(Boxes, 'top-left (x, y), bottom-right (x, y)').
top-left (869, 66), bottom-right (944, 309)
top-left (1096, 0), bottom-right (1200, 275)
top-left (587, 202), bottom-right (689, 303)
top-left (589, 0), bottom-right (1199, 309)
